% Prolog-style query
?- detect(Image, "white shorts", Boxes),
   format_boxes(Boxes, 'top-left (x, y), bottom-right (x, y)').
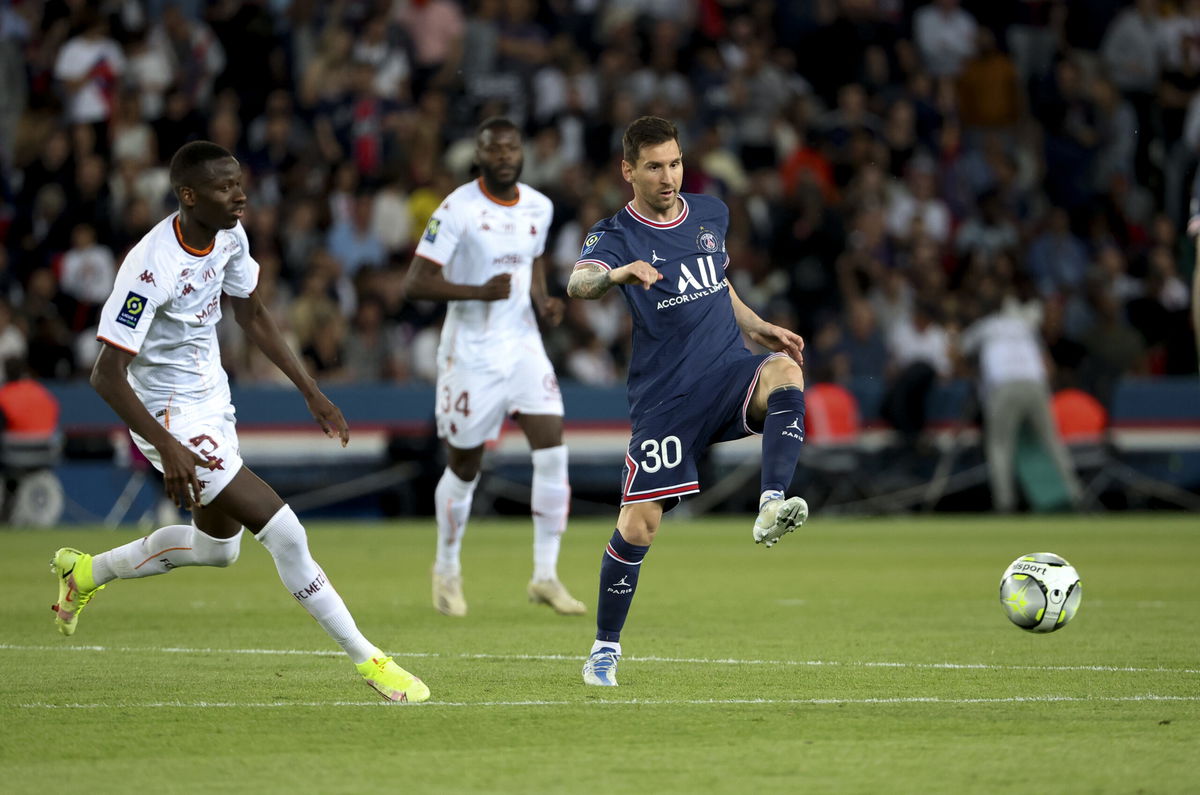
top-left (435, 342), bottom-right (564, 449)
top-left (130, 399), bottom-right (245, 505)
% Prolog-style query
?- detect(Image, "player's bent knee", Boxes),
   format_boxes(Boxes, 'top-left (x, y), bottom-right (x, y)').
top-left (762, 357), bottom-right (804, 391)
top-left (617, 502), bottom-right (662, 545)
top-left (194, 526), bottom-right (244, 567)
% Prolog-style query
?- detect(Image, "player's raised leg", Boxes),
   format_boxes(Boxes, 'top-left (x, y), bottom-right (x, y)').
top-left (203, 466), bottom-right (428, 702)
top-left (518, 412), bottom-right (585, 615)
top-left (749, 356), bottom-right (809, 547)
top-left (432, 444), bottom-right (481, 616)
top-left (583, 500), bottom-right (660, 686)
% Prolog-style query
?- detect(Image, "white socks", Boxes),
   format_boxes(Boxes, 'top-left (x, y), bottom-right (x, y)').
top-left (92, 524), bottom-right (242, 585)
top-left (531, 445), bottom-right (570, 582)
top-left (434, 468), bottom-right (478, 577)
top-left (256, 505), bottom-right (379, 664)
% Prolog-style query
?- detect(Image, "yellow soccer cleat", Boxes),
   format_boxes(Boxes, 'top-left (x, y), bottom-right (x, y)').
top-left (50, 547), bottom-right (104, 637)
top-left (356, 656), bottom-right (430, 703)
top-left (527, 578), bottom-right (587, 615)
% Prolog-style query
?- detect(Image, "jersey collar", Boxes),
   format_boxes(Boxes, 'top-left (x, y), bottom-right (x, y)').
top-left (477, 177), bottom-right (520, 207)
top-left (624, 196), bottom-right (689, 229)
top-left (173, 215), bottom-right (216, 257)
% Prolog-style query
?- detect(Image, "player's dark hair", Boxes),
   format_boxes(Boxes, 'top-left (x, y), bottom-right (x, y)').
top-left (168, 141), bottom-right (235, 194)
top-left (476, 116), bottom-right (520, 141)
top-left (622, 116), bottom-right (679, 165)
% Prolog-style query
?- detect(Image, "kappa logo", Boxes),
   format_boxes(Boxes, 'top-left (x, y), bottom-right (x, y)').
top-left (116, 291), bottom-right (148, 328)
top-left (138, 270), bottom-right (156, 285)
top-left (530, 224), bottom-right (538, 237)
top-left (181, 283), bottom-right (195, 296)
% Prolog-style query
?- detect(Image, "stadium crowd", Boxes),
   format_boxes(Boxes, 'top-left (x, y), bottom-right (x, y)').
top-left (1, 0), bottom-right (1197, 411)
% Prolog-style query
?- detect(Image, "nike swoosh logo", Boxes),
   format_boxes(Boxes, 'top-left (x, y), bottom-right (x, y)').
top-left (61, 565), bottom-right (75, 580)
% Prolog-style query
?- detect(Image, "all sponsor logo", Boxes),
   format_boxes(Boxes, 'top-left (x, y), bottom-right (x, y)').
top-left (580, 231), bottom-right (604, 256)
top-left (116, 291), bottom-right (148, 328)
top-left (656, 255), bottom-right (727, 310)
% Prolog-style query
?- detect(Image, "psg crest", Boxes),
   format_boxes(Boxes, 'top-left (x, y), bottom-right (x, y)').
top-left (696, 228), bottom-right (720, 253)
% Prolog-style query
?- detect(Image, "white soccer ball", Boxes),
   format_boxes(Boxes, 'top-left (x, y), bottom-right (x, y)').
top-left (999, 552), bottom-right (1082, 633)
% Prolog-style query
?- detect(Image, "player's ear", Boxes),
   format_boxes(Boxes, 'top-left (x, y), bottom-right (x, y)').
top-left (620, 160), bottom-right (633, 183)
top-left (177, 186), bottom-right (194, 208)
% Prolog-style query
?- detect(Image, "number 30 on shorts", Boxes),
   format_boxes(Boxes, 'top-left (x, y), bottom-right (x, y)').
top-left (639, 435), bottom-right (682, 472)
top-left (441, 387), bottom-right (471, 417)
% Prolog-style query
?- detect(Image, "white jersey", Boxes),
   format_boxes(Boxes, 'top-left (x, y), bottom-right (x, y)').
top-left (414, 178), bottom-right (553, 367)
top-left (97, 212), bottom-right (259, 408)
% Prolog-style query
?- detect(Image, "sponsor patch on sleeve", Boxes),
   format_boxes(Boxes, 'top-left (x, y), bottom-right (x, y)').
top-left (116, 291), bottom-right (148, 329)
top-left (580, 231), bottom-right (605, 257)
top-left (424, 217), bottom-right (441, 243)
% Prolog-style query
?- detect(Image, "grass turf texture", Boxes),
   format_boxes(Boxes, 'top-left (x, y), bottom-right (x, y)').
top-left (1, 515), bottom-right (1197, 794)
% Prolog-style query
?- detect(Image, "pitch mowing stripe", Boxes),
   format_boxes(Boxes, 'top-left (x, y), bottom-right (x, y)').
top-left (3, 643), bottom-right (1199, 675)
top-left (19, 695), bottom-right (1200, 710)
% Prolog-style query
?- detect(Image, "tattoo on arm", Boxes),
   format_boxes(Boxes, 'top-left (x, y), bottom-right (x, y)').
top-left (567, 264), bottom-right (612, 299)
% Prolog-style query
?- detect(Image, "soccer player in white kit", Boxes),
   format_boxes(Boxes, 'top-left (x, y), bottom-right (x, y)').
top-left (404, 117), bottom-right (585, 617)
top-left (49, 141), bottom-right (429, 703)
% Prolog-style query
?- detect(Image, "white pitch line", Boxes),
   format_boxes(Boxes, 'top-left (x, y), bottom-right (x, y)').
top-left (2, 643), bottom-right (1198, 675)
top-left (19, 694), bottom-right (1200, 710)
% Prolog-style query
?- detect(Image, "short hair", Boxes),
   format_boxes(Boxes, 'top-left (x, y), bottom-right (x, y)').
top-left (476, 116), bottom-right (520, 141)
top-left (168, 141), bottom-right (235, 193)
top-left (622, 116), bottom-right (679, 165)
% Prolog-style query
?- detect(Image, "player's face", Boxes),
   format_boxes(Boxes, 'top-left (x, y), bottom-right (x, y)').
top-left (476, 128), bottom-right (524, 190)
top-left (183, 157), bottom-right (247, 230)
top-left (624, 139), bottom-right (683, 217)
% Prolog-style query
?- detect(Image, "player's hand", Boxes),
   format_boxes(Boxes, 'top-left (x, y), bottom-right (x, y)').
top-left (478, 273), bottom-right (512, 301)
top-left (610, 260), bottom-right (663, 290)
top-left (749, 323), bottom-right (805, 366)
top-left (536, 296), bottom-right (565, 326)
top-left (306, 390), bottom-right (350, 447)
top-left (159, 440), bottom-right (216, 510)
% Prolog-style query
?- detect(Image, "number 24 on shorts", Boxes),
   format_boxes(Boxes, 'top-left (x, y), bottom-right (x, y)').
top-left (441, 387), bottom-right (471, 417)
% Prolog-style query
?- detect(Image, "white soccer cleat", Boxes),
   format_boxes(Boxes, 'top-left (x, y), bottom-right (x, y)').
top-left (753, 494), bottom-right (809, 548)
top-left (528, 578), bottom-right (587, 615)
top-left (432, 567), bottom-right (467, 617)
top-left (582, 647), bottom-right (620, 686)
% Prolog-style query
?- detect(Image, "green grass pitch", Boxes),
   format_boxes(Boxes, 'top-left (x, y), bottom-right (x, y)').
top-left (2, 514), bottom-right (1197, 793)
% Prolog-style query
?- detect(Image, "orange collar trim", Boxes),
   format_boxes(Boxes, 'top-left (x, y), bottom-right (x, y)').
top-left (477, 177), bottom-right (519, 207)
top-left (174, 216), bottom-right (216, 257)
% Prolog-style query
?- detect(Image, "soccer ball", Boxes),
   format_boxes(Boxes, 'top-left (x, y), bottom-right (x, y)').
top-left (999, 552), bottom-right (1082, 633)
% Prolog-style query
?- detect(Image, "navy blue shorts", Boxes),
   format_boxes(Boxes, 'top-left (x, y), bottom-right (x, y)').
top-left (620, 352), bottom-right (786, 506)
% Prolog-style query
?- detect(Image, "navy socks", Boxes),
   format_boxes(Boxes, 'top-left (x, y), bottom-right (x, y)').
top-left (760, 387), bottom-right (806, 495)
top-left (595, 529), bottom-right (649, 644)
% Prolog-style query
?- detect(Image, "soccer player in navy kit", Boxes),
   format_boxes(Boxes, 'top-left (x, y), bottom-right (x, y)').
top-left (569, 117), bottom-right (809, 686)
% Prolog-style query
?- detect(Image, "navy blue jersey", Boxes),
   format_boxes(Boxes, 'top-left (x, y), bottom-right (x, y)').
top-left (575, 194), bottom-right (750, 415)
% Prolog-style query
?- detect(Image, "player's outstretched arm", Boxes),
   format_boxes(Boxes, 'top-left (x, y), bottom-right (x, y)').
top-left (231, 291), bottom-right (349, 447)
top-left (90, 344), bottom-right (215, 508)
top-left (568, 260), bottom-right (662, 299)
top-left (727, 282), bottom-right (805, 365)
top-left (404, 255), bottom-right (511, 302)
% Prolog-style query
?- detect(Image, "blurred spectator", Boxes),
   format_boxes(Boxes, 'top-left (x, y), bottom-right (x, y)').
top-left (958, 291), bottom-right (1083, 512)
top-left (53, 13), bottom-right (124, 129)
top-left (913, 0), bottom-right (977, 79)
top-left (1027, 208), bottom-right (1089, 298)
top-left (327, 193), bottom-right (387, 276)
top-left (881, 300), bottom-right (952, 443)
top-left (956, 28), bottom-right (1020, 132)
top-left (0, 300), bottom-right (26, 382)
top-left (343, 297), bottom-right (397, 382)
top-left (148, 4), bottom-right (225, 110)
top-left (57, 223), bottom-right (115, 332)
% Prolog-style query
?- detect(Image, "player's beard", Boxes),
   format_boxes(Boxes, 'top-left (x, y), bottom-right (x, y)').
top-left (482, 161), bottom-right (523, 192)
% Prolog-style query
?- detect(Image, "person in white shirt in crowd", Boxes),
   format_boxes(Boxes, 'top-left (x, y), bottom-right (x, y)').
top-left (403, 117), bottom-right (586, 618)
top-left (957, 281), bottom-right (1083, 513)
